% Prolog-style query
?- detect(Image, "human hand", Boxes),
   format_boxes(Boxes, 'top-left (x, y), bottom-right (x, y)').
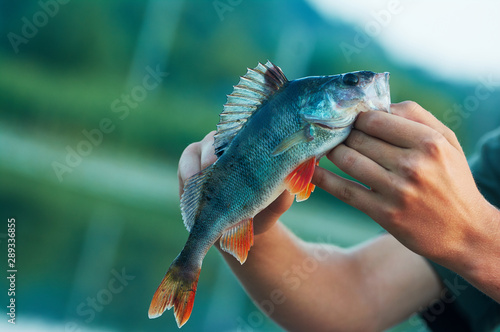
top-left (312, 101), bottom-right (499, 273)
top-left (177, 131), bottom-right (294, 236)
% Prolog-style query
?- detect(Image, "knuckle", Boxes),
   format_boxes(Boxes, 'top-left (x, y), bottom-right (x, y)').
top-left (380, 204), bottom-right (400, 223)
top-left (339, 185), bottom-right (354, 202)
top-left (401, 100), bottom-right (422, 115)
top-left (448, 129), bottom-right (458, 141)
top-left (394, 100), bottom-right (427, 120)
top-left (380, 202), bottom-right (408, 228)
top-left (341, 151), bottom-right (358, 170)
top-left (403, 100), bottom-right (420, 111)
top-left (397, 156), bottom-right (421, 181)
top-left (387, 174), bottom-right (418, 211)
top-left (420, 132), bottom-right (446, 157)
top-left (448, 130), bottom-right (459, 144)
top-left (444, 127), bottom-right (461, 148)
top-left (387, 174), bottom-right (404, 195)
top-left (398, 183), bottom-right (417, 207)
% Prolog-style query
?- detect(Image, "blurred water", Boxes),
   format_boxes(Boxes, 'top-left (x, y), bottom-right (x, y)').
top-left (0, 121), bottom-right (179, 209)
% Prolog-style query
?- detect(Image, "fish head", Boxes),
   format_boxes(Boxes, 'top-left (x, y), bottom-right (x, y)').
top-left (352, 71), bottom-right (391, 113)
top-left (299, 71), bottom-right (390, 130)
top-left (324, 70), bottom-right (391, 114)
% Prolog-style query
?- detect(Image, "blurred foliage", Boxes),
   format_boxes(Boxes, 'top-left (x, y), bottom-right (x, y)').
top-left (1, 0), bottom-right (487, 159)
top-left (0, 0), bottom-right (498, 331)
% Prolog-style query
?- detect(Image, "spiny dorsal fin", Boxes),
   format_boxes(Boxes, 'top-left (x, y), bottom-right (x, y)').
top-left (214, 61), bottom-right (288, 157)
top-left (180, 166), bottom-right (212, 232)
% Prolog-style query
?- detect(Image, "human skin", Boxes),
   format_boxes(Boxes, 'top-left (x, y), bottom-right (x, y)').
top-left (312, 101), bottom-right (500, 302)
top-left (177, 101), bottom-right (499, 330)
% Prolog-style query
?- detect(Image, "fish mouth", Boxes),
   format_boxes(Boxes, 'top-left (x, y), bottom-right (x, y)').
top-left (363, 72), bottom-right (391, 113)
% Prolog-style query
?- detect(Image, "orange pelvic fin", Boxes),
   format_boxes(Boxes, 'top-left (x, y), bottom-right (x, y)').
top-left (285, 157), bottom-right (317, 202)
top-left (148, 260), bottom-right (201, 328)
top-left (296, 182), bottom-right (316, 202)
top-left (220, 218), bottom-right (254, 264)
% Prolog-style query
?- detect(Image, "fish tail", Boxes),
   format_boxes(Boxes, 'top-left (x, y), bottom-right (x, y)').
top-left (148, 254), bottom-right (201, 328)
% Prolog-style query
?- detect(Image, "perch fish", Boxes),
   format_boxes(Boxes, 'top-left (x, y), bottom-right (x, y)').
top-left (149, 61), bottom-right (391, 327)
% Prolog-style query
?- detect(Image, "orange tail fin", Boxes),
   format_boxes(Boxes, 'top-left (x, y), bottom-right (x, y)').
top-left (148, 260), bottom-right (201, 328)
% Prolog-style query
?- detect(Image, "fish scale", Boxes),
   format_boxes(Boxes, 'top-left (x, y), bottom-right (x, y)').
top-left (148, 61), bottom-right (391, 328)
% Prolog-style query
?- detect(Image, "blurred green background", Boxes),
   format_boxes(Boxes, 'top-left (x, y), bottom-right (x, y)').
top-left (0, 1), bottom-right (499, 331)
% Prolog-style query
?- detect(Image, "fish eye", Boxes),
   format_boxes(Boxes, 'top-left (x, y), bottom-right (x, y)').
top-left (342, 73), bottom-right (359, 86)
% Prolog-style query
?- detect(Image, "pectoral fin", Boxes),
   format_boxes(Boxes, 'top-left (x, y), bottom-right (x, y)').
top-left (220, 218), bottom-right (254, 264)
top-left (285, 157), bottom-right (317, 202)
top-left (272, 124), bottom-right (314, 156)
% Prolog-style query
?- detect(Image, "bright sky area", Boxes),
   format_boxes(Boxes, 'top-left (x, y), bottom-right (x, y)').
top-left (308, 0), bottom-right (500, 83)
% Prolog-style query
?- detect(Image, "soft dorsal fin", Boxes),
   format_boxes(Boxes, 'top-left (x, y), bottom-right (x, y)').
top-left (180, 166), bottom-right (212, 232)
top-left (214, 61), bottom-right (288, 157)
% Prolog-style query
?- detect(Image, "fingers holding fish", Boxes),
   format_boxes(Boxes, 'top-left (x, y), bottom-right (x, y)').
top-left (177, 131), bottom-right (218, 197)
top-left (355, 110), bottom-right (436, 149)
top-left (344, 129), bottom-right (404, 172)
top-left (178, 141), bottom-right (202, 196)
top-left (253, 191), bottom-right (294, 235)
top-left (199, 131), bottom-right (218, 170)
top-left (390, 101), bottom-right (462, 151)
top-left (312, 165), bottom-right (381, 215)
top-left (334, 100), bottom-right (498, 274)
top-left (325, 144), bottom-right (395, 194)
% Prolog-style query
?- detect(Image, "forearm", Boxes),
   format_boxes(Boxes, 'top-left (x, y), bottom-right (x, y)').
top-left (454, 203), bottom-right (500, 302)
top-left (217, 222), bottom-right (440, 332)
top-left (218, 221), bottom-right (365, 331)
top-left (217, 221), bottom-right (370, 331)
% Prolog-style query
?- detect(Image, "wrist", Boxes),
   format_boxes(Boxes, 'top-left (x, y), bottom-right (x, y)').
top-left (453, 201), bottom-right (500, 290)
